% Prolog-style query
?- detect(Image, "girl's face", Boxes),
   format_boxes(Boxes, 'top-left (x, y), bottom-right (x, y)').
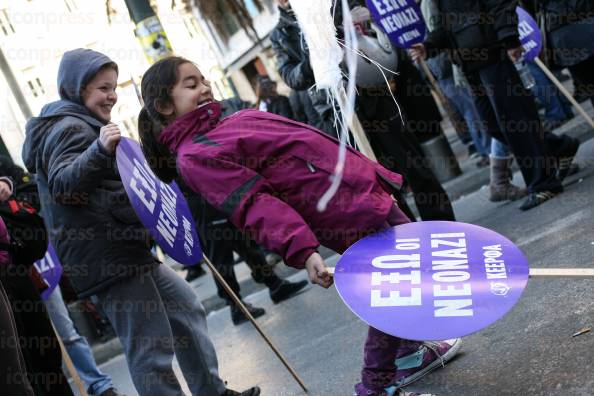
top-left (167, 62), bottom-right (214, 119)
top-left (82, 67), bottom-right (118, 123)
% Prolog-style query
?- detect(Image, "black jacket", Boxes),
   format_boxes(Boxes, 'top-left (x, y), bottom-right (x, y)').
top-left (425, 0), bottom-right (522, 72)
top-left (22, 50), bottom-right (156, 298)
top-left (270, 6), bottom-right (337, 135)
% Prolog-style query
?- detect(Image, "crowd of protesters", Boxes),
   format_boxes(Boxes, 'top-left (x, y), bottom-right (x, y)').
top-left (0, 0), bottom-right (591, 395)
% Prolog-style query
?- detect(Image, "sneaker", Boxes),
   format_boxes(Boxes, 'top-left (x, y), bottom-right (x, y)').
top-left (222, 386), bottom-right (261, 396)
top-left (556, 138), bottom-right (580, 181)
top-left (231, 302), bottom-right (266, 325)
top-left (354, 382), bottom-right (434, 396)
top-left (269, 279), bottom-right (308, 303)
top-left (519, 190), bottom-right (558, 211)
top-left (393, 339), bottom-right (462, 388)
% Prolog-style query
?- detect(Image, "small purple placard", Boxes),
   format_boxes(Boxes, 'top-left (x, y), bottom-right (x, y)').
top-left (366, 0), bottom-right (426, 48)
top-left (116, 137), bottom-right (202, 265)
top-left (517, 6), bottom-right (542, 61)
top-left (34, 244), bottom-right (62, 301)
top-left (334, 221), bottom-right (529, 340)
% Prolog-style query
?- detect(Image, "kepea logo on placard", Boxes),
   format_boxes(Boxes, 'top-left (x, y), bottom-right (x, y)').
top-left (116, 137), bottom-right (202, 265)
top-left (334, 222), bottom-right (529, 341)
top-left (366, 0), bottom-right (426, 48)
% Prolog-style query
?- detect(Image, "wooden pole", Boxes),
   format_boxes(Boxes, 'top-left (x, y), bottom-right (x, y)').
top-left (51, 322), bottom-right (88, 396)
top-left (336, 86), bottom-right (377, 161)
top-left (326, 267), bottom-right (594, 278)
top-left (201, 254), bottom-right (308, 393)
top-left (534, 57), bottom-right (594, 130)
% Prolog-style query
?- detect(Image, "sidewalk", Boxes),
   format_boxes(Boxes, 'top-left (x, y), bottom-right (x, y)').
top-left (88, 101), bottom-right (594, 366)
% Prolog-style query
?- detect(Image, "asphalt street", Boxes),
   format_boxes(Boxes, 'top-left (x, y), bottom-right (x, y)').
top-left (80, 135), bottom-right (594, 396)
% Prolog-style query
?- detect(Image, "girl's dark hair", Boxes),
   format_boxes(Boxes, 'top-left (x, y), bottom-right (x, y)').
top-left (138, 56), bottom-right (191, 183)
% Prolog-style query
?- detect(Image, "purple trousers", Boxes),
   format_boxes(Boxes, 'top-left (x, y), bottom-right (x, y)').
top-left (359, 204), bottom-right (423, 394)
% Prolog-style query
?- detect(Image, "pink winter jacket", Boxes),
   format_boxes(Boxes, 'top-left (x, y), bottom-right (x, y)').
top-left (159, 102), bottom-right (404, 268)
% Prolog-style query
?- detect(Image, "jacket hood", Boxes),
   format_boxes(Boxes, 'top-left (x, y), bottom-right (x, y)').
top-left (57, 48), bottom-right (117, 105)
top-left (22, 100), bottom-right (105, 173)
top-left (159, 101), bottom-right (222, 154)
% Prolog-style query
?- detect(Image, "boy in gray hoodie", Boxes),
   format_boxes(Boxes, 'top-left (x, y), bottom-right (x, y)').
top-left (22, 48), bottom-right (259, 396)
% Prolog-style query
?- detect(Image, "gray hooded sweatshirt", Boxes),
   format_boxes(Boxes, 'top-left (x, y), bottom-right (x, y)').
top-left (22, 48), bottom-right (156, 298)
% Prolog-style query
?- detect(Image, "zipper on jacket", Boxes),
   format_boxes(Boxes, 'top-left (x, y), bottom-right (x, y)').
top-left (306, 161), bottom-right (316, 173)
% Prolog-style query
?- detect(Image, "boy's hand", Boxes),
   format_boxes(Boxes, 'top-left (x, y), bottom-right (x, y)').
top-left (305, 252), bottom-right (333, 288)
top-left (507, 46), bottom-right (524, 62)
top-left (0, 181), bottom-right (12, 201)
top-left (409, 43), bottom-right (427, 63)
top-left (99, 123), bottom-right (121, 154)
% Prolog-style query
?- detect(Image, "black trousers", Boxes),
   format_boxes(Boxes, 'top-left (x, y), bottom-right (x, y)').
top-left (466, 58), bottom-right (568, 194)
top-left (568, 55), bottom-right (594, 108)
top-left (357, 91), bottom-right (456, 221)
top-left (0, 277), bottom-right (34, 396)
top-left (0, 265), bottom-right (73, 396)
top-left (201, 220), bottom-right (280, 303)
top-left (186, 193), bottom-right (280, 303)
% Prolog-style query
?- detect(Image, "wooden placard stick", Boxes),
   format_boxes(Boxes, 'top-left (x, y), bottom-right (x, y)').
top-left (201, 254), bottom-right (308, 393)
top-left (51, 322), bottom-right (88, 396)
top-left (326, 267), bottom-right (594, 278)
top-left (534, 57), bottom-right (594, 130)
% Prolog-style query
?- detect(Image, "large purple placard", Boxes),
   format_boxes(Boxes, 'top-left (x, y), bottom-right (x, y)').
top-left (366, 0), bottom-right (426, 48)
top-left (116, 137), bottom-right (202, 265)
top-left (334, 221), bottom-right (529, 340)
top-left (34, 244), bottom-right (62, 300)
top-left (517, 7), bottom-right (542, 61)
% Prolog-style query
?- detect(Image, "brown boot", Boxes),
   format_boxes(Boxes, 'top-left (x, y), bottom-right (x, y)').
top-left (489, 156), bottom-right (527, 202)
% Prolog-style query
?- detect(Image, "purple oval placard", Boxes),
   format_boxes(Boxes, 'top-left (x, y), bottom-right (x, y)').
top-left (366, 0), bottom-right (426, 48)
top-left (334, 221), bottom-right (529, 340)
top-left (34, 244), bottom-right (62, 301)
top-left (116, 137), bottom-right (202, 265)
top-left (517, 6), bottom-right (542, 61)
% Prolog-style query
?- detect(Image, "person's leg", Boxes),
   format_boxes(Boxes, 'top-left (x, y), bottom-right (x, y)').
top-left (0, 277), bottom-right (35, 396)
top-left (357, 206), bottom-right (460, 394)
top-left (233, 236), bottom-right (308, 304)
top-left (527, 61), bottom-right (572, 124)
top-left (364, 97), bottom-right (456, 221)
top-left (568, 55), bottom-right (594, 108)
top-left (44, 286), bottom-right (114, 396)
top-left (2, 265), bottom-right (73, 396)
top-left (96, 270), bottom-right (184, 396)
top-left (151, 264), bottom-right (227, 396)
top-left (472, 60), bottom-right (561, 195)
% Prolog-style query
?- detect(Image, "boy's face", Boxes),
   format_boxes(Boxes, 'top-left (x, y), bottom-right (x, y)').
top-left (82, 67), bottom-right (118, 123)
top-left (168, 62), bottom-right (214, 119)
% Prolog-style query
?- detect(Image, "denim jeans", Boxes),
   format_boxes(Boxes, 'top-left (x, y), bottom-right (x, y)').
top-left (438, 77), bottom-right (491, 157)
top-left (528, 61), bottom-right (573, 122)
top-left (44, 286), bottom-right (113, 396)
top-left (491, 138), bottom-right (510, 158)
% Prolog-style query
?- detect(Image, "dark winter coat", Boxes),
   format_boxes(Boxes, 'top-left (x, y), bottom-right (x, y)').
top-left (289, 90), bottom-right (322, 127)
top-left (526, 0), bottom-right (594, 66)
top-left (22, 49), bottom-right (156, 298)
top-left (425, 0), bottom-right (522, 72)
top-left (260, 95), bottom-right (294, 120)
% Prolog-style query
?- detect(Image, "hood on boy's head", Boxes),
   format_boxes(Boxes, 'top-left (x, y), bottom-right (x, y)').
top-left (57, 48), bottom-right (118, 105)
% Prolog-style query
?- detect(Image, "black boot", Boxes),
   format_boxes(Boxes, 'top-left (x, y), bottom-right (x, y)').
top-left (231, 302), bottom-right (266, 325)
top-left (269, 279), bottom-right (308, 303)
top-left (185, 264), bottom-right (206, 282)
top-left (222, 386), bottom-right (261, 396)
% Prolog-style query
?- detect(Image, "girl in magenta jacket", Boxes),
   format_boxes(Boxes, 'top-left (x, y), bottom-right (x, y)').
top-left (138, 57), bottom-right (460, 396)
